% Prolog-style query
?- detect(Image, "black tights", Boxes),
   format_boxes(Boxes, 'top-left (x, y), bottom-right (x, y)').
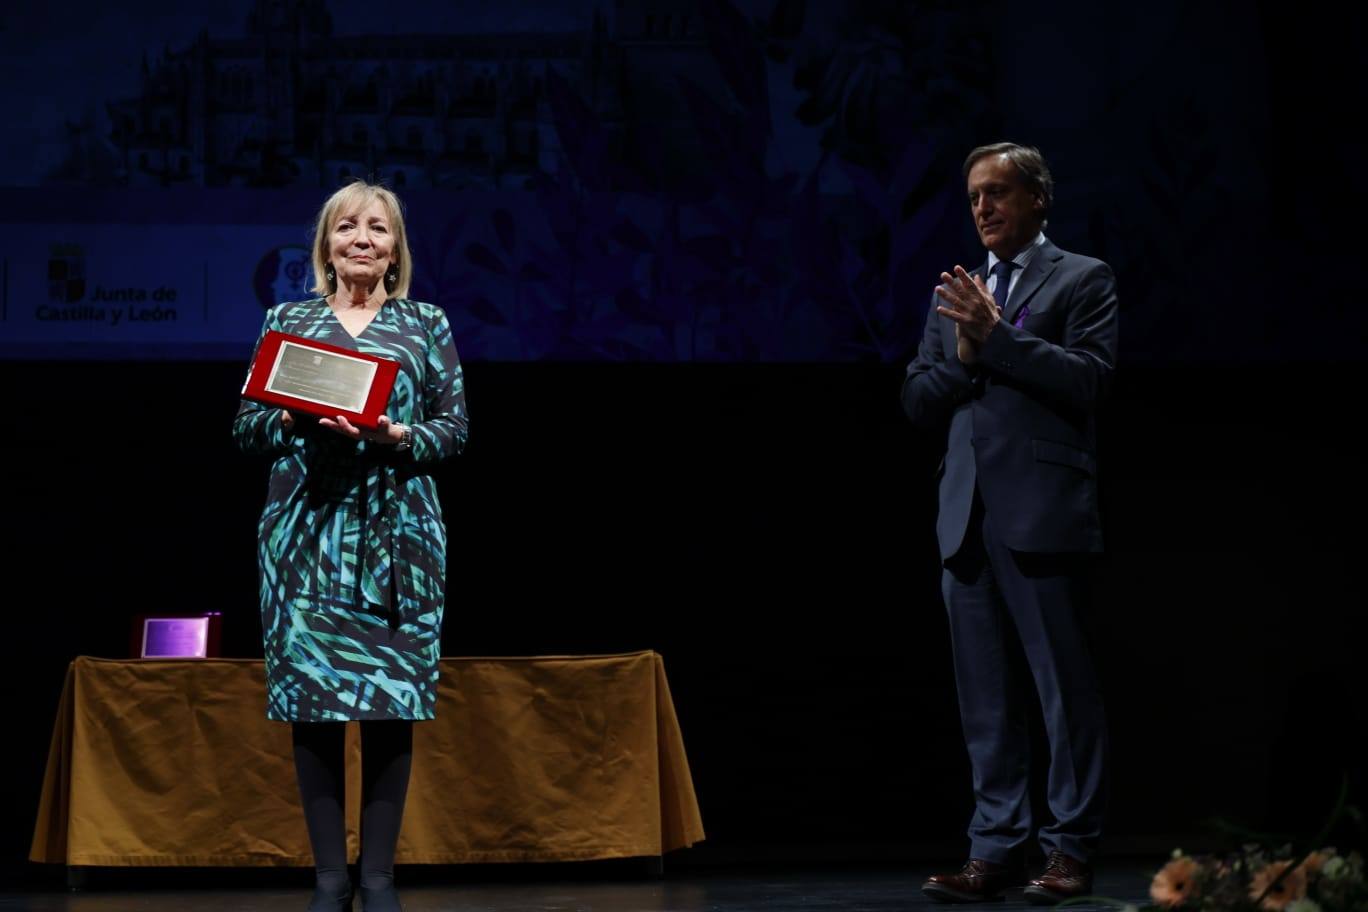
top-left (291, 720), bottom-right (413, 893)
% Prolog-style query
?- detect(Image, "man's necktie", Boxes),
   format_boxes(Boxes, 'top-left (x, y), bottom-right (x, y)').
top-left (991, 260), bottom-right (1017, 314)
top-left (992, 259), bottom-right (1033, 327)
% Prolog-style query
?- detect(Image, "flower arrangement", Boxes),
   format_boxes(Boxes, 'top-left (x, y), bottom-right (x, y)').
top-left (1064, 779), bottom-right (1365, 912)
top-left (1140, 845), bottom-right (1366, 911)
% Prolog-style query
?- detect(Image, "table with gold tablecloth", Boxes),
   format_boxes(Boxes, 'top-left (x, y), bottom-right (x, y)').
top-left (30, 651), bottom-right (703, 867)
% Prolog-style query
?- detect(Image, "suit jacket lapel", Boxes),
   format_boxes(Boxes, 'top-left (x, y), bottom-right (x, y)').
top-left (1004, 240), bottom-right (1063, 326)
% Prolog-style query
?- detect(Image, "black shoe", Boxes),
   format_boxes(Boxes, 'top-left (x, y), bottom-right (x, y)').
top-left (306, 883), bottom-right (354, 912)
top-left (359, 884), bottom-right (404, 912)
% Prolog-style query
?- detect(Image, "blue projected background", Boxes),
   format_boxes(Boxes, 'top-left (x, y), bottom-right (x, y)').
top-left (0, 1), bottom-right (1302, 362)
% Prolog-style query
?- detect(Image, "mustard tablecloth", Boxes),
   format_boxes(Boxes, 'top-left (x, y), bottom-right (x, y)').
top-left (30, 652), bottom-right (704, 866)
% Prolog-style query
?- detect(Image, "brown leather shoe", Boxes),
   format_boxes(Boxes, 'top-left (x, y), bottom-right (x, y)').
top-left (1023, 851), bottom-right (1093, 905)
top-left (921, 858), bottom-right (1023, 903)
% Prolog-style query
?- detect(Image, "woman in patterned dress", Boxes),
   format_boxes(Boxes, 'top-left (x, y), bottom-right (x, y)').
top-left (234, 181), bottom-right (467, 912)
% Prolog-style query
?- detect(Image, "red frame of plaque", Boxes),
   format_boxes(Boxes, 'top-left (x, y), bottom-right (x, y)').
top-left (243, 330), bottom-right (398, 430)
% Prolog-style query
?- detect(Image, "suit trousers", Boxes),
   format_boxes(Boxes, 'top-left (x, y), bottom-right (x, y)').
top-left (941, 488), bottom-right (1108, 864)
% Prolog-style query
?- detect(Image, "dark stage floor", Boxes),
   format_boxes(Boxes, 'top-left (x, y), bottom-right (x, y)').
top-left (0, 865), bottom-right (1154, 910)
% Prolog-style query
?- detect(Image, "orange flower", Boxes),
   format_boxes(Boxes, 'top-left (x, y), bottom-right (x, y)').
top-left (1248, 860), bottom-right (1308, 911)
top-left (1150, 856), bottom-right (1201, 908)
top-left (1302, 850), bottom-right (1332, 877)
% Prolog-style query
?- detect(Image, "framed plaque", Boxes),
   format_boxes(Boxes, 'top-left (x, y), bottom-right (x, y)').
top-left (242, 331), bottom-right (399, 430)
top-left (131, 613), bottom-right (223, 658)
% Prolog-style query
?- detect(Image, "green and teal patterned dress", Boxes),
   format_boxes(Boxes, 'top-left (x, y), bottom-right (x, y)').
top-left (234, 297), bottom-right (468, 723)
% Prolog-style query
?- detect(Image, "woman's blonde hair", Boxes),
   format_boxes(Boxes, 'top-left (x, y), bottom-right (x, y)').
top-left (310, 180), bottom-right (413, 299)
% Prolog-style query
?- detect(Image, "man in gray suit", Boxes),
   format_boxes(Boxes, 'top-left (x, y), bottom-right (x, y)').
top-left (904, 143), bottom-right (1117, 905)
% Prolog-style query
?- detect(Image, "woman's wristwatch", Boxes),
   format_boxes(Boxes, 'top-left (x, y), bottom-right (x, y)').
top-left (394, 423), bottom-right (413, 452)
